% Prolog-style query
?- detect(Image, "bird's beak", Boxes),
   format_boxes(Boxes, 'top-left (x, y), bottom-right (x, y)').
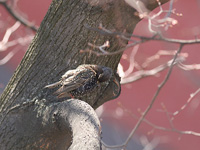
top-left (112, 77), bottom-right (121, 99)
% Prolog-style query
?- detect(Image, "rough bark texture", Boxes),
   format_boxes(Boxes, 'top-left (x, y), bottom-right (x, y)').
top-left (0, 0), bottom-right (169, 149)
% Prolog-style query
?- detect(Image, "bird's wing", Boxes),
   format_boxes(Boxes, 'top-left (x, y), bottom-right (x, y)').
top-left (57, 91), bottom-right (71, 98)
top-left (44, 81), bottom-right (61, 88)
top-left (54, 77), bottom-right (87, 95)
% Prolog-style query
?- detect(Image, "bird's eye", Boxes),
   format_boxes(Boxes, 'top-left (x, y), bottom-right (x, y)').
top-left (98, 67), bottom-right (112, 82)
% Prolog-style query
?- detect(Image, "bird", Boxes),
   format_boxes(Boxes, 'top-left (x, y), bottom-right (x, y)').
top-left (45, 64), bottom-right (120, 99)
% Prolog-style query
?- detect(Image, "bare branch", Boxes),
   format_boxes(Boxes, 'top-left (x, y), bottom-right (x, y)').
top-left (0, 22), bottom-right (34, 65)
top-left (161, 103), bottom-right (175, 129)
top-left (83, 24), bottom-right (200, 56)
top-left (147, 0), bottom-right (182, 32)
top-left (122, 44), bottom-right (183, 149)
top-left (178, 63), bottom-right (200, 70)
top-left (118, 45), bottom-right (139, 78)
top-left (142, 50), bottom-right (188, 68)
top-left (172, 88), bottom-right (200, 116)
top-left (0, 1), bottom-right (38, 32)
top-left (121, 56), bottom-right (184, 84)
top-left (0, 48), bottom-right (19, 65)
top-left (0, 22), bottom-right (20, 51)
top-left (121, 102), bottom-right (200, 137)
top-left (102, 44), bottom-right (184, 149)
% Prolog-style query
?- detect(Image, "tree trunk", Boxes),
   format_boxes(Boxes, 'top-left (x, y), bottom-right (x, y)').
top-left (0, 0), bottom-right (169, 149)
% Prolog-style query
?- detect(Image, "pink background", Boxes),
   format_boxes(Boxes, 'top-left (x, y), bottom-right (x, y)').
top-left (1, 0), bottom-right (200, 149)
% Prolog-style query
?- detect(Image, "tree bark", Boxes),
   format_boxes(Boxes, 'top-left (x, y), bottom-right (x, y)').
top-left (0, 0), bottom-right (169, 149)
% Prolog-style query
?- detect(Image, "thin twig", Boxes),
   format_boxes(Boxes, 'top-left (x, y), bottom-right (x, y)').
top-left (0, 1), bottom-right (38, 32)
top-left (142, 50), bottom-right (188, 68)
top-left (83, 24), bottom-right (200, 56)
top-left (172, 87), bottom-right (200, 116)
top-left (122, 44), bottom-right (184, 148)
top-left (178, 63), bottom-right (200, 70)
top-left (102, 44), bottom-right (184, 149)
top-left (118, 45), bottom-right (139, 78)
top-left (0, 22), bottom-right (21, 51)
top-left (161, 103), bottom-right (175, 129)
top-left (121, 56), bottom-right (184, 84)
top-left (119, 102), bottom-right (200, 137)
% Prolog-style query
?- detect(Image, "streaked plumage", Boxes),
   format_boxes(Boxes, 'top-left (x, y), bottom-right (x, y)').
top-left (45, 64), bottom-right (118, 98)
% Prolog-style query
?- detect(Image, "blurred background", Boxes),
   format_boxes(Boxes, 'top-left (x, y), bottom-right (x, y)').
top-left (1, 0), bottom-right (200, 149)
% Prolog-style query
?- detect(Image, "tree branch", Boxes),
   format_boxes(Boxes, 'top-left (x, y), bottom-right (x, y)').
top-left (65, 99), bottom-right (101, 150)
top-left (0, 1), bottom-right (38, 32)
top-left (123, 44), bottom-right (184, 148)
top-left (121, 56), bottom-right (184, 84)
top-left (103, 44), bottom-right (184, 149)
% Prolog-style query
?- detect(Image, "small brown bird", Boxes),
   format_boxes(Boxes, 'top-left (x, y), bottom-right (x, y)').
top-left (45, 64), bottom-right (120, 99)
